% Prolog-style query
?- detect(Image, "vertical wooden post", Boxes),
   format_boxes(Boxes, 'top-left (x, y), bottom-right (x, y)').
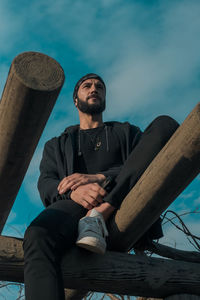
top-left (0, 51), bottom-right (65, 232)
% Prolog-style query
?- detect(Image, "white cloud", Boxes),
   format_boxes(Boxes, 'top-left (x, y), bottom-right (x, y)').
top-left (1, 0), bottom-right (200, 124)
top-left (0, 2), bottom-right (23, 54)
top-left (179, 192), bottom-right (195, 200)
top-left (104, 1), bottom-right (200, 122)
top-left (194, 197), bottom-right (200, 207)
top-left (25, 0), bottom-right (200, 124)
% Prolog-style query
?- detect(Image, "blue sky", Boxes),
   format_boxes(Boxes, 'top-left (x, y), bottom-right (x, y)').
top-left (0, 0), bottom-right (200, 298)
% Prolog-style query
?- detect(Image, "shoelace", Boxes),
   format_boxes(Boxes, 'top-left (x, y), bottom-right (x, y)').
top-left (83, 216), bottom-right (108, 237)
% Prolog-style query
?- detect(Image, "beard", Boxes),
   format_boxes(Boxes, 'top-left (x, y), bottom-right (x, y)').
top-left (76, 95), bottom-right (106, 114)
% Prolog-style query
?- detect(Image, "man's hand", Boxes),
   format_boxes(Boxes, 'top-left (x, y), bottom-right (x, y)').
top-left (70, 183), bottom-right (107, 210)
top-left (57, 173), bottom-right (106, 195)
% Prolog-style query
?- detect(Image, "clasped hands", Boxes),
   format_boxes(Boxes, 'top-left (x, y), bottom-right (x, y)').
top-left (57, 173), bottom-right (106, 210)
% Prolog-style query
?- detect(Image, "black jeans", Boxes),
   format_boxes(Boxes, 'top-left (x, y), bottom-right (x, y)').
top-left (23, 116), bottom-right (179, 300)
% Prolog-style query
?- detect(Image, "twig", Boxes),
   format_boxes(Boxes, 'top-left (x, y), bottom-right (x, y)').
top-left (162, 210), bottom-right (200, 251)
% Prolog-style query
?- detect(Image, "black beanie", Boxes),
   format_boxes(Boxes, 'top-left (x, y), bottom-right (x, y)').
top-left (73, 73), bottom-right (106, 102)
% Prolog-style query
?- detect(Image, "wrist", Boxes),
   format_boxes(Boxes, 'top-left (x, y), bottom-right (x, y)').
top-left (70, 190), bottom-right (75, 200)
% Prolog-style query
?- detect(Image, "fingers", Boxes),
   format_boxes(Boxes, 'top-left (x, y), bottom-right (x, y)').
top-left (57, 174), bottom-right (82, 194)
top-left (70, 179), bottom-right (89, 191)
top-left (87, 189), bottom-right (103, 204)
top-left (70, 185), bottom-right (106, 210)
top-left (82, 184), bottom-right (107, 206)
top-left (57, 174), bottom-right (105, 194)
top-left (78, 199), bottom-right (93, 210)
top-left (58, 174), bottom-right (91, 194)
top-left (58, 180), bottom-right (76, 194)
top-left (90, 183), bottom-right (107, 197)
top-left (70, 191), bottom-right (96, 210)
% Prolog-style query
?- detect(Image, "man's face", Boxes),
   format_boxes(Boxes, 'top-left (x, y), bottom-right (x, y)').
top-left (75, 78), bottom-right (106, 114)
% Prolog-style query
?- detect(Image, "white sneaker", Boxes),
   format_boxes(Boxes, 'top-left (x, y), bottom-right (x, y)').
top-left (76, 209), bottom-right (108, 254)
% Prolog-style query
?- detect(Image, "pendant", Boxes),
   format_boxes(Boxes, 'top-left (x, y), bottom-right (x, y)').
top-left (94, 141), bottom-right (101, 151)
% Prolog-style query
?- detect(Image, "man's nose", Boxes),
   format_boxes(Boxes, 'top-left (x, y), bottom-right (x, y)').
top-left (90, 84), bottom-right (98, 93)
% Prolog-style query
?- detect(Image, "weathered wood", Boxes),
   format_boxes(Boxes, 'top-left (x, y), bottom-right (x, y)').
top-left (146, 242), bottom-right (200, 263)
top-left (164, 295), bottom-right (200, 299)
top-left (108, 103), bottom-right (200, 251)
top-left (0, 51), bottom-right (65, 232)
top-left (64, 288), bottom-right (88, 300)
top-left (137, 298), bottom-right (162, 300)
top-left (0, 236), bottom-right (200, 298)
top-left (137, 296), bottom-right (200, 300)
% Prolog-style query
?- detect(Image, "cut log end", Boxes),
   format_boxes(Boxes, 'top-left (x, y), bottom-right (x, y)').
top-left (12, 51), bottom-right (65, 91)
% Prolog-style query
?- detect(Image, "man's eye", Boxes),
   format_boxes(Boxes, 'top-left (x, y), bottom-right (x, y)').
top-left (97, 85), bottom-right (103, 89)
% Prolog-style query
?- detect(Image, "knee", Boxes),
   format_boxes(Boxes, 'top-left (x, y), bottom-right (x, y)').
top-left (153, 115), bottom-right (179, 130)
top-left (23, 225), bottom-right (49, 253)
top-left (147, 115), bottom-right (179, 138)
top-left (24, 225), bottom-right (47, 242)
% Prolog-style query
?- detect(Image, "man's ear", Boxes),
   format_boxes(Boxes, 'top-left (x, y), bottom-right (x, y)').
top-left (74, 98), bottom-right (78, 107)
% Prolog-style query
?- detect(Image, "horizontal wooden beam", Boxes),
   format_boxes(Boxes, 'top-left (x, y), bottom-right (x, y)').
top-left (164, 295), bottom-right (200, 300)
top-left (0, 236), bottom-right (200, 298)
top-left (0, 51), bottom-right (65, 232)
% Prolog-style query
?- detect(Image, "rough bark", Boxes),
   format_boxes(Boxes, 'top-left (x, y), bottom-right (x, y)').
top-left (108, 103), bottom-right (200, 252)
top-left (64, 288), bottom-right (88, 300)
top-left (0, 51), bottom-right (65, 232)
top-left (0, 236), bottom-right (200, 298)
top-left (137, 298), bottom-right (162, 300)
top-left (164, 295), bottom-right (200, 300)
top-left (137, 295), bottom-right (200, 300)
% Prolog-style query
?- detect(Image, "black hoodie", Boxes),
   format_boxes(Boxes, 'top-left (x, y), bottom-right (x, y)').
top-left (38, 121), bottom-right (142, 207)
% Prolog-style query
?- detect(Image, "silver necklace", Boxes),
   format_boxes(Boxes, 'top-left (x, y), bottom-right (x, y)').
top-left (78, 125), bottom-right (108, 156)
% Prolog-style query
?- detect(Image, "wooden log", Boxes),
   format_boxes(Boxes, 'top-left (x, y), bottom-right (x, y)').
top-left (137, 298), bottom-right (163, 300)
top-left (164, 295), bottom-right (200, 300)
top-left (0, 51), bottom-right (65, 232)
top-left (137, 296), bottom-right (200, 300)
top-left (108, 103), bottom-right (200, 251)
top-left (64, 288), bottom-right (88, 300)
top-left (0, 236), bottom-right (200, 298)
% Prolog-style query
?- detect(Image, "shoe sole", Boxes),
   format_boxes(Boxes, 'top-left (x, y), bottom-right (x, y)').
top-left (76, 237), bottom-right (106, 255)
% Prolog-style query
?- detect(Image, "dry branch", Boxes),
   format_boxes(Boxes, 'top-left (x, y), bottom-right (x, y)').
top-left (146, 242), bottom-right (200, 263)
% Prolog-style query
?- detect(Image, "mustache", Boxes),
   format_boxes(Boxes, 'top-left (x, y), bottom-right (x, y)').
top-left (86, 94), bottom-right (101, 101)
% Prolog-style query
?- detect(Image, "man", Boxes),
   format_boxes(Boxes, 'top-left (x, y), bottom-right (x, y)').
top-left (23, 73), bottom-right (179, 300)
